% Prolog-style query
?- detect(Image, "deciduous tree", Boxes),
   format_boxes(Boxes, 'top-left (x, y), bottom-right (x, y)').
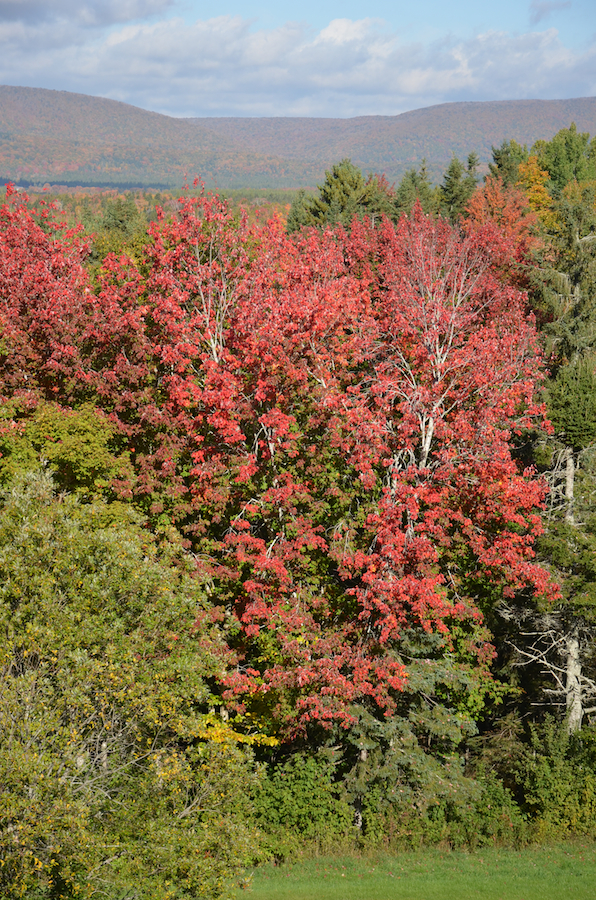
top-left (0, 470), bottom-right (259, 900)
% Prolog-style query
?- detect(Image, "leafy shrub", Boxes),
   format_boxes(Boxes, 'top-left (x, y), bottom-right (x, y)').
top-left (514, 718), bottom-right (596, 839)
top-left (253, 754), bottom-right (353, 857)
top-left (424, 772), bottom-right (528, 848)
top-left (345, 772), bottom-right (526, 851)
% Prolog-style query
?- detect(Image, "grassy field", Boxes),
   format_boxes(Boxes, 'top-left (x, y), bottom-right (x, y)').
top-left (247, 841), bottom-right (596, 900)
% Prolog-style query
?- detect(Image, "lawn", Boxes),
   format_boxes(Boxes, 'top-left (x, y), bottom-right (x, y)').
top-left (247, 841), bottom-right (596, 900)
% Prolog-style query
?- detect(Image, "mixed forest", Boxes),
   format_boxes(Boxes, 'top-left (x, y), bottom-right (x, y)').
top-left (2, 122), bottom-right (596, 900)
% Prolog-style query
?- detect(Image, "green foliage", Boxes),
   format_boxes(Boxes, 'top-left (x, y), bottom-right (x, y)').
top-left (548, 361), bottom-right (596, 451)
top-left (420, 773), bottom-right (527, 849)
top-left (536, 518), bottom-right (596, 618)
top-left (0, 470), bottom-right (259, 899)
top-left (513, 719), bottom-right (596, 838)
top-left (533, 123), bottom-right (596, 194)
top-left (253, 754), bottom-right (353, 856)
top-left (518, 158), bottom-right (596, 726)
top-left (332, 646), bottom-right (504, 844)
top-left (252, 747), bottom-right (526, 854)
top-left (286, 159), bottom-right (393, 231)
top-left (393, 161), bottom-right (440, 217)
top-left (440, 153), bottom-right (479, 221)
top-left (339, 668), bottom-right (481, 813)
top-left (81, 193), bottom-right (151, 270)
top-left (471, 716), bottom-right (596, 840)
top-left (488, 139), bottom-right (529, 186)
top-left (537, 180), bottom-right (596, 362)
top-left (286, 189), bottom-right (315, 233)
top-left (0, 400), bottom-right (133, 499)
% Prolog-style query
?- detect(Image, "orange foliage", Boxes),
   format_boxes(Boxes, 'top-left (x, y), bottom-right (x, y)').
top-left (465, 176), bottom-right (538, 251)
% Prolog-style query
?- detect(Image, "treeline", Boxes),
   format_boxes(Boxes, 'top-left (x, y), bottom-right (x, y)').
top-left (1, 123), bottom-right (596, 900)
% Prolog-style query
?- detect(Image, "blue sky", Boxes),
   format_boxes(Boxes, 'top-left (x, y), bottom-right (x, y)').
top-left (0, 0), bottom-right (594, 117)
top-left (176, 0), bottom-right (590, 47)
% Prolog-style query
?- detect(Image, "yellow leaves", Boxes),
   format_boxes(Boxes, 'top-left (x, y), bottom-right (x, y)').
top-left (194, 711), bottom-right (279, 746)
top-left (517, 157), bottom-right (558, 231)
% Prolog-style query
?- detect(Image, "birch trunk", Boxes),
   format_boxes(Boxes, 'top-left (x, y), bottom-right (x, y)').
top-left (565, 629), bottom-right (583, 734)
top-left (564, 446), bottom-right (575, 525)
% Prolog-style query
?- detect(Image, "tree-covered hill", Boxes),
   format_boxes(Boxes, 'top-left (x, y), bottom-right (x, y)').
top-left (0, 85), bottom-right (318, 190)
top-left (199, 97), bottom-right (596, 183)
top-left (1, 84), bottom-right (595, 189)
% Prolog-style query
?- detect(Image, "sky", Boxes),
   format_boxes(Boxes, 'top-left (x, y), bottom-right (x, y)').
top-left (0, 0), bottom-right (594, 117)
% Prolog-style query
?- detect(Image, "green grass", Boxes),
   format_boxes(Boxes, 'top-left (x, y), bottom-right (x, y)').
top-left (247, 842), bottom-right (596, 899)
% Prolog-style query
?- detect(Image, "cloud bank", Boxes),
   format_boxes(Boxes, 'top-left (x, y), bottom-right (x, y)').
top-left (0, 5), bottom-right (594, 117)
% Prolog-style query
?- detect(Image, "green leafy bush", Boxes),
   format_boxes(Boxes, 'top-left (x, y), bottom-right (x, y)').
top-left (422, 773), bottom-right (527, 849)
top-left (514, 719), bottom-right (596, 839)
top-left (253, 754), bottom-right (353, 857)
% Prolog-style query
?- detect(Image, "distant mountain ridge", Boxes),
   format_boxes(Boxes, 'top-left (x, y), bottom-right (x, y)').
top-left (1, 85), bottom-right (595, 189)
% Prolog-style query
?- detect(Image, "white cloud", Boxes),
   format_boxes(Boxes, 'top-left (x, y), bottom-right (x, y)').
top-left (0, 13), bottom-right (593, 117)
top-left (315, 18), bottom-right (381, 46)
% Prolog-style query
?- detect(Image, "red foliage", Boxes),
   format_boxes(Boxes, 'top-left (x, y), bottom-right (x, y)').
top-left (0, 187), bottom-right (555, 734)
top-left (348, 212), bottom-right (551, 634)
top-left (0, 185), bottom-right (92, 401)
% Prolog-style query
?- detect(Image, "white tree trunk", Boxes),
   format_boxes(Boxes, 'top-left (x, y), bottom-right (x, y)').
top-left (565, 629), bottom-right (583, 734)
top-left (564, 446), bottom-right (575, 525)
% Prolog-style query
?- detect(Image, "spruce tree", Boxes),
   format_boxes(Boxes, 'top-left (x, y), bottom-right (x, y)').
top-left (393, 160), bottom-right (439, 217)
top-left (286, 158), bottom-right (393, 232)
top-left (489, 139), bottom-right (529, 186)
top-left (440, 153), bottom-right (478, 221)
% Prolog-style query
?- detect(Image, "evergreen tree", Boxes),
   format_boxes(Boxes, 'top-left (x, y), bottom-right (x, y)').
top-left (393, 160), bottom-right (439, 217)
top-left (489, 139), bottom-right (529, 186)
top-left (286, 158), bottom-right (393, 232)
top-left (549, 360), bottom-right (596, 455)
top-left (505, 171), bottom-right (596, 733)
top-left (533, 123), bottom-right (596, 194)
top-left (541, 180), bottom-right (596, 361)
top-left (286, 188), bottom-right (314, 233)
top-left (440, 153), bottom-right (479, 222)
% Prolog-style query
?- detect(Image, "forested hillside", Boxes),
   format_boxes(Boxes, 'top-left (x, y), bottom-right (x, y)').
top-left (200, 97), bottom-right (596, 184)
top-left (2, 123), bottom-right (596, 900)
top-left (1, 84), bottom-right (595, 188)
top-left (0, 85), bottom-right (315, 189)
